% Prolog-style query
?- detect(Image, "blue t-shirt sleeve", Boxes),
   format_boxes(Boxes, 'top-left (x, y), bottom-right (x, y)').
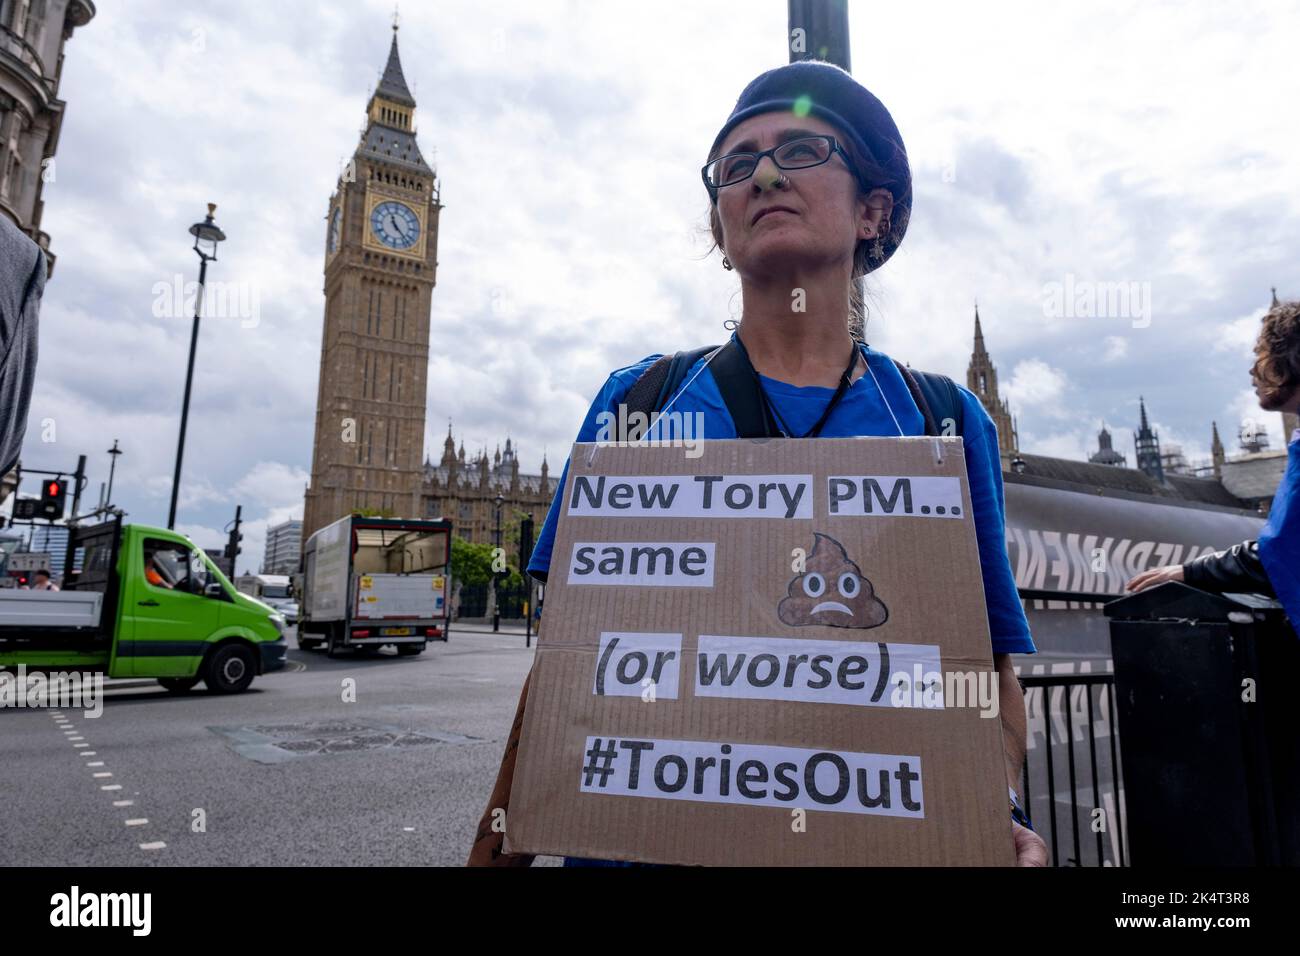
top-left (957, 385), bottom-right (1036, 655)
top-left (527, 356), bottom-right (661, 582)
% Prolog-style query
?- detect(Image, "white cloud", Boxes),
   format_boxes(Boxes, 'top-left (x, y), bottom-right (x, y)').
top-left (1003, 359), bottom-right (1071, 420)
top-left (1101, 336), bottom-right (1128, 362)
top-left (11, 0), bottom-right (1300, 548)
top-left (1212, 304), bottom-right (1268, 354)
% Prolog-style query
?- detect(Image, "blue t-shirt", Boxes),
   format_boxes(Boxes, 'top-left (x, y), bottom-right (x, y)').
top-left (528, 339), bottom-right (1036, 656)
top-left (1258, 432), bottom-right (1300, 635)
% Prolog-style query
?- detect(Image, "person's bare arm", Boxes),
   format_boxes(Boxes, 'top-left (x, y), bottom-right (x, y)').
top-left (995, 654), bottom-right (1026, 789)
top-left (466, 669), bottom-right (536, 867)
top-left (995, 653), bottom-right (1048, 866)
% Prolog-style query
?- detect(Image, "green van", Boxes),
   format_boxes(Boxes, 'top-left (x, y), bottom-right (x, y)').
top-left (0, 517), bottom-right (286, 693)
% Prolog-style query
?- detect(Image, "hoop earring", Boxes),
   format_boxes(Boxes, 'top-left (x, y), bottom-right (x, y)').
top-left (722, 255), bottom-right (733, 271)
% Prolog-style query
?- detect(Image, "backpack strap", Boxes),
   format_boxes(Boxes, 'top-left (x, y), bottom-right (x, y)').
top-left (893, 360), bottom-right (964, 437)
top-left (624, 341), bottom-right (781, 438)
top-left (707, 339), bottom-right (781, 437)
top-left (622, 344), bottom-right (718, 422)
top-left (626, 345), bottom-right (964, 439)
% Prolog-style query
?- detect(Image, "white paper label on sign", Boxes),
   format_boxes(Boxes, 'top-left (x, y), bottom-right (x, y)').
top-left (826, 476), bottom-right (965, 518)
top-left (568, 475), bottom-right (813, 519)
top-left (695, 635), bottom-right (944, 708)
top-left (579, 736), bottom-right (924, 818)
top-left (568, 542), bottom-right (716, 587)
top-left (593, 633), bottom-right (682, 699)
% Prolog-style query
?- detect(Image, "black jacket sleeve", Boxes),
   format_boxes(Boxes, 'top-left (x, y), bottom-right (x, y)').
top-left (1182, 540), bottom-right (1275, 597)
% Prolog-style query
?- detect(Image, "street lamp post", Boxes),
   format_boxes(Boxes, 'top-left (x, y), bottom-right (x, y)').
top-left (167, 203), bottom-right (226, 529)
top-left (492, 493), bottom-right (504, 632)
top-left (105, 439), bottom-right (122, 509)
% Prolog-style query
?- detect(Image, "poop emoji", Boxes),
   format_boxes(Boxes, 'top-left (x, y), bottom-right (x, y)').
top-left (778, 533), bottom-right (888, 629)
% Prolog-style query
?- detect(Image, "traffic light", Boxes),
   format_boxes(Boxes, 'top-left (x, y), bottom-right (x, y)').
top-left (13, 499), bottom-right (37, 520)
top-left (224, 505), bottom-right (243, 570)
top-left (39, 479), bottom-right (67, 520)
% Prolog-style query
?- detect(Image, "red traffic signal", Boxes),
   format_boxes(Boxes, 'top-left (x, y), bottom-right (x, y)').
top-left (39, 479), bottom-right (67, 519)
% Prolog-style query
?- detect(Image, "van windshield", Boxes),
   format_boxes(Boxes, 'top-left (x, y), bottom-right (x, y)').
top-left (262, 585), bottom-right (291, 599)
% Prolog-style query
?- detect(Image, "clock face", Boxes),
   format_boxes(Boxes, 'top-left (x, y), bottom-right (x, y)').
top-left (327, 207), bottom-right (341, 254)
top-left (369, 200), bottom-right (420, 250)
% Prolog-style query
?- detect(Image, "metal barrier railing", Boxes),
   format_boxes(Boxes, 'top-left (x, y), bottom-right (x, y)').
top-left (1019, 672), bottom-right (1126, 866)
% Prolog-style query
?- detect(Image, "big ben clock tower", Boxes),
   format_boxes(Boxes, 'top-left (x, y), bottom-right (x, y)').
top-left (304, 25), bottom-right (442, 542)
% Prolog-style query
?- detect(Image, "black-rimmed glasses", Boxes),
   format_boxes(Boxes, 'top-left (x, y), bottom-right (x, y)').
top-left (702, 135), bottom-right (861, 192)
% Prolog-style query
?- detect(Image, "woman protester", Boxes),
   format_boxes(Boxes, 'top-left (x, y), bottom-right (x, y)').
top-left (1128, 298), bottom-right (1300, 632)
top-left (469, 61), bottom-right (1046, 867)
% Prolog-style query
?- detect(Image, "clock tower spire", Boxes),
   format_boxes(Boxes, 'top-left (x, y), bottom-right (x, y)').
top-left (304, 27), bottom-right (442, 541)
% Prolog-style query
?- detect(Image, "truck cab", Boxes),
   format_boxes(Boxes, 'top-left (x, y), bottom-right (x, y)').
top-left (0, 518), bottom-right (287, 693)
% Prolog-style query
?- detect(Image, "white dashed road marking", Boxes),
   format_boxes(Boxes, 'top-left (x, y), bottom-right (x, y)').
top-left (51, 706), bottom-right (166, 857)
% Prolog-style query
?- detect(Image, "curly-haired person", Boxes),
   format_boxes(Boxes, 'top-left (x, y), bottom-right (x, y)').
top-left (1128, 298), bottom-right (1300, 635)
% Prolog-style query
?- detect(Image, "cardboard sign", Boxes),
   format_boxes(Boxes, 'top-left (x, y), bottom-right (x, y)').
top-left (506, 437), bottom-right (1014, 866)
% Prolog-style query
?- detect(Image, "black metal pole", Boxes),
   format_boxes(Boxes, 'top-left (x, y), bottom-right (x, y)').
top-left (227, 504), bottom-right (242, 577)
top-left (524, 578), bottom-right (532, 646)
top-left (168, 255), bottom-right (208, 529)
top-left (787, 0), bottom-right (851, 69)
top-left (105, 440), bottom-right (121, 509)
top-left (492, 503), bottom-right (502, 632)
top-left (68, 454), bottom-right (87, 522)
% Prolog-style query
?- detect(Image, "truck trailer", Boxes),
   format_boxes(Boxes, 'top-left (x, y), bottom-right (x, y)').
top-left (299, 515), bottom-right (452, 656)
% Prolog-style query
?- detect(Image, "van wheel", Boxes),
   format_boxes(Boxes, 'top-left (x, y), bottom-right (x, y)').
top-left (158, 677), bottom-right (200, 693)
top-left (204, 644), bottom-right (257, 694)
top-left (396, 643), bottom-right (426, 656)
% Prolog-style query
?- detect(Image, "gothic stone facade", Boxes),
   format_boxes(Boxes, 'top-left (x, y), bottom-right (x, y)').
top-left (0, 0), bottom-right (96, 272)
top-left (421, 430), bottom-right (552, 546)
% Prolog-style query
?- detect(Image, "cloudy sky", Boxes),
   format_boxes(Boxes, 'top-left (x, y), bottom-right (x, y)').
top-left (11, 0), bottom-right (1299, 572)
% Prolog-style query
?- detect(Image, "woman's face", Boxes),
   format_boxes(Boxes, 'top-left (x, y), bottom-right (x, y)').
top-left (713, 112), bottom-right (891, 279)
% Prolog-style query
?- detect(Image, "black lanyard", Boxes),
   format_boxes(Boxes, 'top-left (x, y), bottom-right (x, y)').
top-left (731, 334), bottom-right (861, 438)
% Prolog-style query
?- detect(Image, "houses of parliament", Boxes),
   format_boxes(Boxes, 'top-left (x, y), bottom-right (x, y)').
top-left (303, 27), bottom-right (1294, 547)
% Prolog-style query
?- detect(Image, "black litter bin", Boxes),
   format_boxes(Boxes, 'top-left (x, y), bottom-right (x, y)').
top-left (1105, 582), bottom-right (1300, 865)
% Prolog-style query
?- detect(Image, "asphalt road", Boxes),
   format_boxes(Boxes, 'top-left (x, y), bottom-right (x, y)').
top-left (0, 624), bottom-right (561, 866)
top-left (1, 623), bottom-right (1122, 867)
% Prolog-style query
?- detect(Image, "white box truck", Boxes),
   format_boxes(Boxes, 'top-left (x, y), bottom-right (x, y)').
top-left (234, 573), bottom-right (299, 625)
top-left (298, 515), bottom-right (451, 656)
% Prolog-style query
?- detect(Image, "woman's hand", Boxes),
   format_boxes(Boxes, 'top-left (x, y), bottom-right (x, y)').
top-left (1125, 564), bottom-right (1184, 593)
top-left (1012, 820), bottom-right (1048, 866)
